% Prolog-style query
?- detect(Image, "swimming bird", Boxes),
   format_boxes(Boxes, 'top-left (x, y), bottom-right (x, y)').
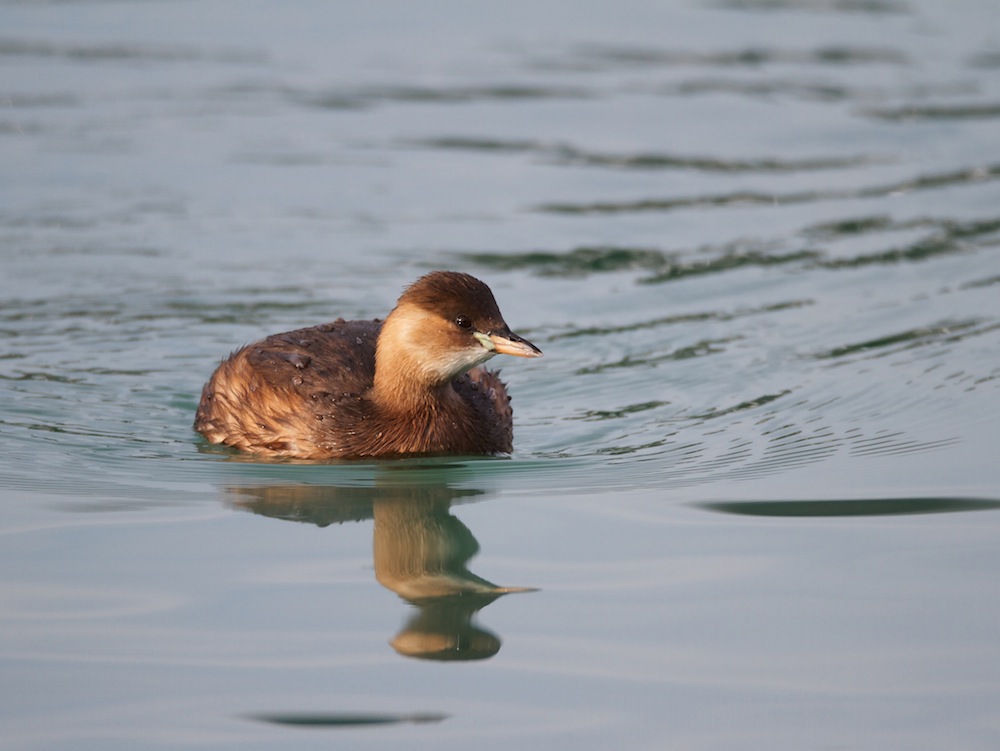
top-left (194, 271), bottom-right (541, 459)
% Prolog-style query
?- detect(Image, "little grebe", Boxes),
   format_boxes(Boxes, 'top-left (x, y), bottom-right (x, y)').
top-left (194, 271), bottom-right (542, 458)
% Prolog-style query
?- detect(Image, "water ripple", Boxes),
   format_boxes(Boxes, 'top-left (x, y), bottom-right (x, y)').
top-left (961, 274), bottom-right (1000, 290)
top-left (699, 496), bottom-right (1000, 518)
top-left (570, 401), bottom-right (672, 422)
top-left (461, 244), bottom-right (818, 281)
top-left (861, 102), bottom-right (1000, 121)
top-left (294, 84), bottom-right (593, 111)
top-left (648, 78), bottom-right (977, 105)
top-left (409, 137), bottom-right (874, 173)
top-left (462, 214), bottom-right (1000, 283)
top-left (604, 419), bottom-right (966, 486)
top-left (564, 43), bottom-right (908, 68)
top-left (0, 37), bottom-right (263, 64)
top-left (249, 712), bottom-right (447, 728)
top-left (713, 0), bottom-right (908, 13)
top-left (548, 301), bottom-right (811, 341)
top-left (533, 164), bottom-right (1000, 215)
top-left (576, 336), bottom-right (740, 375)
top-left (814, 320), bottom-right (999, 361)
top-left (689, 391), bottom-right (793, 420)
top-left (639, 250), bottom-right (819, 283)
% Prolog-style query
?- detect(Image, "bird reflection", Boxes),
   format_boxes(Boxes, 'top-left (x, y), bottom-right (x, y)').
top-left (227, 473), bottom-right (534, 661)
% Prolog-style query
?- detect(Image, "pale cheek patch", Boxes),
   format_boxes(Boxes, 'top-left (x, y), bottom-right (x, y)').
top-left (389, 305), bottom-right (496, 383)
top-left (424, 345), bottom-right (496, 382)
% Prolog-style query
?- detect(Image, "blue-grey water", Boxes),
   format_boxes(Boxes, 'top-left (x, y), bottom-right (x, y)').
top-left (2, 1), bottom-right (1000, 749)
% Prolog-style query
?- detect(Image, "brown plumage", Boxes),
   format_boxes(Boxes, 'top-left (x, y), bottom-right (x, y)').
top-left (193, 271), bottom-right (542, 459)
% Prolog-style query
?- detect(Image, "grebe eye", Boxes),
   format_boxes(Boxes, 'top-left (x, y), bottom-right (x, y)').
top-left (455, 315), bottom-right (473, 330)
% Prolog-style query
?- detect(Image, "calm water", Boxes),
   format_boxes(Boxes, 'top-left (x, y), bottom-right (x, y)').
top-left (3, 0), bottom-right (1000, 748)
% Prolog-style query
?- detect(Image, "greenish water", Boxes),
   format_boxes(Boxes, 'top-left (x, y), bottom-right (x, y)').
top-left (2, 0), bottom-right (999, 749)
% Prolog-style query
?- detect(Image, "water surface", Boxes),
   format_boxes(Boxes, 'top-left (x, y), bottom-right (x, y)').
top-left (2, 1), bottom-right (999, 749)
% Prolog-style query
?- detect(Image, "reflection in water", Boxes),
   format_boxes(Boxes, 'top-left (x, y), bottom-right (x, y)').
top-left (373, 497), bottom-right (536, 661)
top-left (229, 474), bottom-right (534, 661)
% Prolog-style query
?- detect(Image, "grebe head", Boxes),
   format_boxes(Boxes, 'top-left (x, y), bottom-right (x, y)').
top-left (377, 271), bottom-right (542, 388)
